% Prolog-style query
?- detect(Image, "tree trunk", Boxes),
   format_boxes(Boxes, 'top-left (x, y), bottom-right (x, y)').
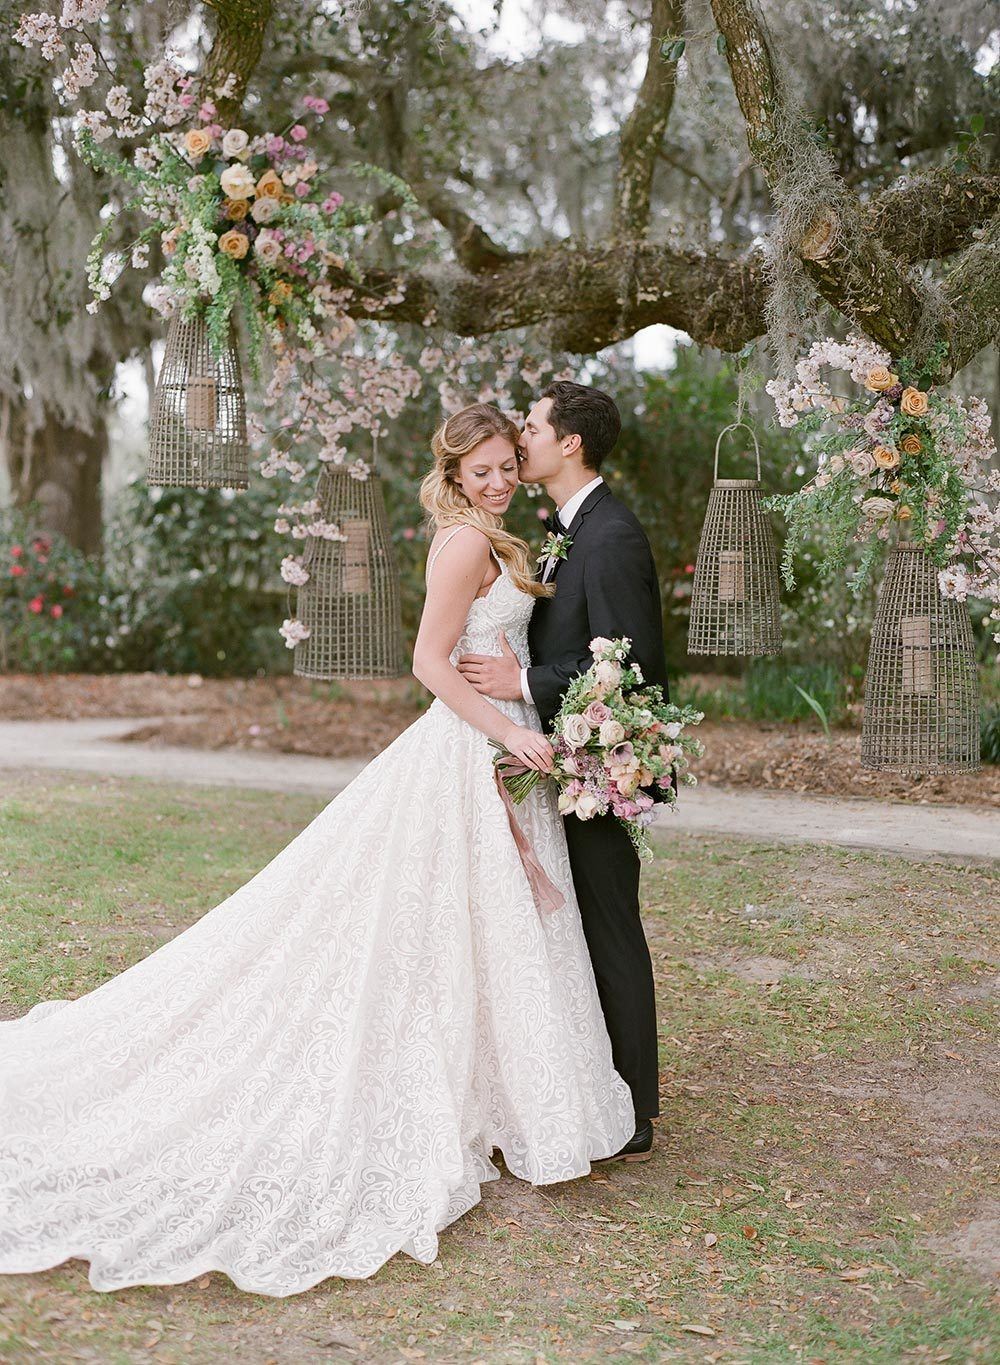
top-left (2, 397), bottom-right (106, 556)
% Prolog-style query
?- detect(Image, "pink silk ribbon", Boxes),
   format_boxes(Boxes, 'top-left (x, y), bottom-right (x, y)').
top-left (492, 756), bottom-right (565, 915)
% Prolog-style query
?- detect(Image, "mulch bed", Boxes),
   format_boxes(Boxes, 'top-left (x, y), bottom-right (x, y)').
top-left (2, 672), bottom-right (998, 806)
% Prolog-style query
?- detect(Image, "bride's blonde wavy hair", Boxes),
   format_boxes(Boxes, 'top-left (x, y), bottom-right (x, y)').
top-left (420, 403), bottom-right (553, 599)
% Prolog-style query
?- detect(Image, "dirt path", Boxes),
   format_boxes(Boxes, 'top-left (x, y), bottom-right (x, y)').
top-left (1, 717), bottom-right (997, 862)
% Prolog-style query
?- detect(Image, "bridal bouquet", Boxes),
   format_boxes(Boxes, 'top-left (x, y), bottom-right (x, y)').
top-left (493, 637), bottom-right (704, 859)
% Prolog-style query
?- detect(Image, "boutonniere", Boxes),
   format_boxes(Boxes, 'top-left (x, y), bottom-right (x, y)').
top-left (537, 530), bottom-right (573, 565)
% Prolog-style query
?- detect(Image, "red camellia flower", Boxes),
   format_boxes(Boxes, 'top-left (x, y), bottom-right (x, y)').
top-left (28, 595), bottom-right (44, 613)
top-left (50, 603), bottom-right (63, 619)
top-left (11, 545), bottom-right (23, 557)
top-left (10, 564), bottom-right (25, 577)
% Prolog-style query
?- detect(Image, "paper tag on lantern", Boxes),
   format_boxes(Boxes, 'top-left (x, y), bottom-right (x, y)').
top-left (185, 377), bottom-right (217, 432)
top-left (718, 549), bottom-right (745, 602)
top-left (900, 615), bottom-right (933, 694)
top-left (341, 518), bottom-right (371, 593)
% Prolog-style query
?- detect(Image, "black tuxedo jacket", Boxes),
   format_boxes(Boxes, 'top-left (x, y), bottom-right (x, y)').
top-left (526, 482), bottom-right (670, 734)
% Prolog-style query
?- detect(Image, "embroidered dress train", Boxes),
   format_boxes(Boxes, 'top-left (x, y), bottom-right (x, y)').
top-left (0, 538), bottom-right (635, 1297)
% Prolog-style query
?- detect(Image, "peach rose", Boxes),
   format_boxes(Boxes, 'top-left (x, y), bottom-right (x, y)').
top-left (222, 197), bottom-right (250, 221)
top-left (269, 281), bottom-right (293, 305)
top-left (873, 444), bottom-right (900, 470)
top-left (220, 163), bottom-right (256, 199)
top-left (900, 387), bottom-right (930, 417)
top-left (218, 229), bottom-right (249, 260)
top-left (184, 128), bottom-right (211, 159)
top-left (900, 433), bottom-right (922, 455)
top-left (256, 169), bottom-right (283, 199)
top-left (865, 366), bottom-right (898, 393)
top-left (896, 504), bottom-right (912, 521)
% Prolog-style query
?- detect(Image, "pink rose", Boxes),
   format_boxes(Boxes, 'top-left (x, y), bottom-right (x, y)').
top-left (583, 701), bottom-right (611, 726)
top-left (289, 124), bottom-right (308, 142)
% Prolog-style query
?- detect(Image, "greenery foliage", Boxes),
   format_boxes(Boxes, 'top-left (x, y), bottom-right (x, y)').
top-left (1, 485), bottom-right (290, 676)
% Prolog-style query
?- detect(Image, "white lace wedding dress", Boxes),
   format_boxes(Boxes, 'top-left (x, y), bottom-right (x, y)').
top-left (0, 532), bottom-right (635, 1297)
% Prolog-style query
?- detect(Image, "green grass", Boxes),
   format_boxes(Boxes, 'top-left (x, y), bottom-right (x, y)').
top-left (1, 771), bottom-right (998, 1363)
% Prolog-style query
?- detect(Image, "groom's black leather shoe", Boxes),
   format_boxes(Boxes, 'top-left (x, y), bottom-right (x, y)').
top-left (594, 1119), bottom-right (654, 1164)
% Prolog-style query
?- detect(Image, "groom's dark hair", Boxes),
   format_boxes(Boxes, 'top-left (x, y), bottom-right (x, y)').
top-left (542, 381), bottom-right (622, 472)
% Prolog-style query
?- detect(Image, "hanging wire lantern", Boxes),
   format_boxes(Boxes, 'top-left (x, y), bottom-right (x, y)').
top-left (861, 543), bottom-right (980, 772)
top-left (687, 422), bottom-right (783, 656)
top-left (292, 450), bottom-right (404, 680)
top-left (147, 313), bottom-right (249, 489)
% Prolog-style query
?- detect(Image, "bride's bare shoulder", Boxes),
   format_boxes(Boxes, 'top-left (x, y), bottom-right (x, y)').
top-left (427, 523), bottom-right (491, 570)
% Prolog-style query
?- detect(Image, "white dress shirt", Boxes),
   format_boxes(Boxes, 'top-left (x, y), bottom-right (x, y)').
top-left (520, 476), bottom-right (604, 705)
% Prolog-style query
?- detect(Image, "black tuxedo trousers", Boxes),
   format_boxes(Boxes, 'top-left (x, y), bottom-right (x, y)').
top-left (526, 484), bottom-right (667, 1122)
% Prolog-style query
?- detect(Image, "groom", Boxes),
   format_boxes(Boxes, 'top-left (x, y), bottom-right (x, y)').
top-left (457, 380), bottom-right (669, 1160)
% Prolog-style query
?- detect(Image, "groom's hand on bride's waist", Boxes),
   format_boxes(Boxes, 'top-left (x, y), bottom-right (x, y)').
top-left (457, 632), bottom-right (523, 701)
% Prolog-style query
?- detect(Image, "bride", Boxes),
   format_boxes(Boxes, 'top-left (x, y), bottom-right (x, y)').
top-left (0, 402), bottom-right (636, 1298)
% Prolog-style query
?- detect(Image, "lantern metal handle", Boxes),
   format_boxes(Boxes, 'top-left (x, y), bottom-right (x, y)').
top-left (714, 421), bottom-right (761, 482)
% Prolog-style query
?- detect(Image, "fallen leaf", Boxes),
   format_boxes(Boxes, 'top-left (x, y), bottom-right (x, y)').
top-left (680, 1323), bottom-right (717, 1337)
top-left (704, 1233), bottom-right (718, 1247)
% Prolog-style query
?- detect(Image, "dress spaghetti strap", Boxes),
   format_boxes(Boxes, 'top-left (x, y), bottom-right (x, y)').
top-left (426, 525), bottom-right (469, 583)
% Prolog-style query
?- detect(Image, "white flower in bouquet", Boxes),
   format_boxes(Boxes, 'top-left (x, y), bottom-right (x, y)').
top-left (557, 791), bottom-right (578, 815)
top-left (562, 714), bottom-right (593, 749)
top-left (592, 659), bottom-right (622, 695)
top-left (575, 791), bottom-right (601, 819)
top-left (589, 636), bottom-right (613, 655)
top-left (598, 717), bottom-right (625, 746)
top-left (221, 128), bottom-right (250, 158)
top-left (663, 721), bottom-right (682, 739)
top-left (220, 163), bottom-right (256, 199)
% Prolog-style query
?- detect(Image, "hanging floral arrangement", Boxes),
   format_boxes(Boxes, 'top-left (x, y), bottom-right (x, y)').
top-left (765, 334), bottom-right (1000, 655)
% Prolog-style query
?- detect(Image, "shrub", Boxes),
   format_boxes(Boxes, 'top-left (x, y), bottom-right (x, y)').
top-left (0, 512), bottom-right (113, 672)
